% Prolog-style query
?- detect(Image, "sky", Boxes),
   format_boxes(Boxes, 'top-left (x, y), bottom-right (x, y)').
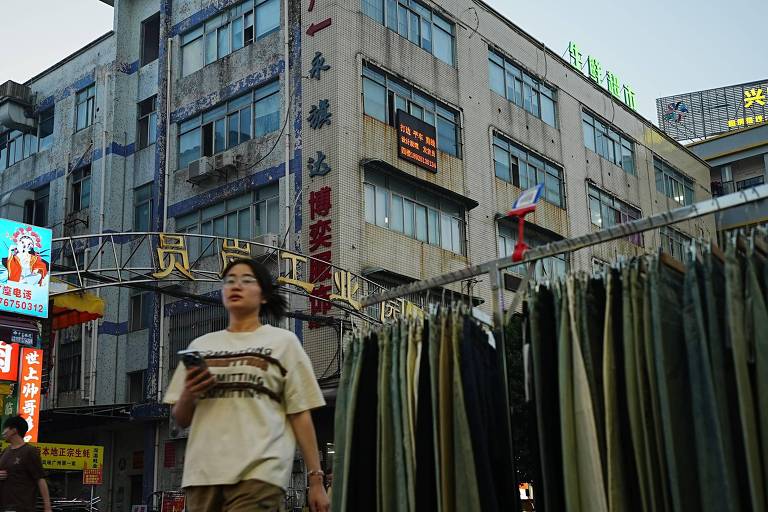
top-left (0, 0), bottom-right (762, 125)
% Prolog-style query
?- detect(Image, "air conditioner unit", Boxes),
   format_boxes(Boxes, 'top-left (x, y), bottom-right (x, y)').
top-left (187, 156), bottom-right (214, 184)
top-left (253, 233), bottom-right (280, 255)
top-left (214, 153), bottom-right (240, 173)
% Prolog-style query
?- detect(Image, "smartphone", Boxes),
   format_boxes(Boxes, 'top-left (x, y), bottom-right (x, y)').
top-left (180, 351), bottom-right (207, 370)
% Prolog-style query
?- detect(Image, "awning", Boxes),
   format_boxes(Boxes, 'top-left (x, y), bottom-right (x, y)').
top-left (50, 282), bottom-right (105, 330)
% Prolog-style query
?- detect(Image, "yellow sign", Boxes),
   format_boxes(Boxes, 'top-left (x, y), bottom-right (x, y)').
top-left (744, 88), bottom-right (766, 108)
top-left (0, 442), bottom-right (104, 471)
top-left (153, 234), bottom-right (194, 280)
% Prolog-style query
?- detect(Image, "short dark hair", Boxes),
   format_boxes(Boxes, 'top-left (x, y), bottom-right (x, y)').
top-left (3, 416), bottom-right (28, 437)
top-left (222, 258), bottom-right (288, 320)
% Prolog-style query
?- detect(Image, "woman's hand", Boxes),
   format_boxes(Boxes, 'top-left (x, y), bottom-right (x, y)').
top-left (182, 366), bottom-right (217, 399)
top-left (308, 479), bottom-right (330, 512)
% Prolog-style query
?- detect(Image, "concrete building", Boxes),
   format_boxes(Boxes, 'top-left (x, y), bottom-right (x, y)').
top-left (0, 0), bottom-right (714, 508)
top-left (688, 123), bottom-right (768, 231)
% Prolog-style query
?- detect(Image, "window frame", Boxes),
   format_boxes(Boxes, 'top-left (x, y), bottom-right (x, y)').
top-left (23, 185), bottom-right (50, 227)
top-left (126, 369), bottom-right (147, 403)
top-left (174, 185), bottom-right (280, 260)
top-left (133, 183), bottom-right (153, 231)
top-left (587, 183), bottom-right (643, 245)
top-left (129, 291), bottom-right (153, 332)
top-left (362, 0), bottom-right (455, 66)
top-left (488, 49), bottom-right (558, 127)
top-left (57, 334), bottom-right (82, 393)
top-left (37, 107), bottom-right (55, 152)
top-left (70, 166), bottom-right (92, 213)
top-left (497, 222), bottom-right (567, 281)
top-left (492, 132), bottom-right (565, 208)
top-left (137, 95), bottom-right (158, 150)
top-left (141, 12), bottom-right (161, 66)
top-left (177, 80), bottom-right (279, 170)
top-left (581, 110), bottom-right (636, 174)
top-left (660, 226), bottom-right (691, 261)
top-left (180, 0), bottom-right (280, 77)
top-left (75, 84), bottom-right (96, 132)
top-left (653, 156), bottom-right (694, 206)
top-left (362, 63), bottom-right (461, 158)
top-left (363, 172), bottom-right (466, 255)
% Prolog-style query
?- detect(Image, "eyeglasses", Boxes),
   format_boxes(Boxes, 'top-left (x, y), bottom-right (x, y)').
top-left (222, 276), bottom-right (260, 287)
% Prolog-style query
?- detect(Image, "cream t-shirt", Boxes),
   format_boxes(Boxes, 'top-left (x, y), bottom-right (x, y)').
top-left (163, 325), bottom-right (325, 490)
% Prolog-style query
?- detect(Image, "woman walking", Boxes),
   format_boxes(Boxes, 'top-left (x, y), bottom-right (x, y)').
top-left (164, 258), bottom-right (330, 512)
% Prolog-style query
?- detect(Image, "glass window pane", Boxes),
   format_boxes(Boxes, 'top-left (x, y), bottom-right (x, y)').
top-left (545, 172), bottom-right (560, 206)
top-left (81, 179), bottom-right (91, 209)
top-left (232, 16), bottom-right (244, 51)
top-left (428, 208), bottom-right (439, 244)
top-left (255, 91), bottom-right (281, 136)
top-left (228, 112), bottom-right (239, 148)
top-left (375, 187), bottom-right (388, 227)
top-left (205, 31), bottom-right (217, 65)
top-left (256, 0), bottom-right (280, 38)
top-left (218, 24), bottom-right (230, 57)
top-left (76, 102), bottom-right (87, 130)
top-left (240, 106), bottom-right (252, 142)
top-left (451, 218), bottom-right (461, 253)
top-left (391, 195), bottom-right (404, 232)
top-left (386, 0), bottom-right (398, 30)
top-left (267, 197), bottom-right (280, 234)
top-left (494, 146), bottom-right (510, 181)
top-left (238, 209), bottom-right (250, 239)
top-left (363, 78), bottom-right (387, 121)
top-left (421, 18), bottom-right (432, 52)
top-left (583, 120), bottom-right (595, 152)
top-left (408, 11), bottom-right (419, 44)
top-left (437, 116), bottom-right (457, 156)
top-left (440, 212), bottom-right (452, 250)
top-left (365, 184), bottom-right (375, 224)
top-left (182, 26), bottom-right (204, 44)
top-left (433, 26), bottom-right (453, 65)
top-left (403, 199), bottom-right (415, 236)
top-left (415, 205), bottom-right (427, 241)
top-left (227, 212), bottom-right (238, 235)
top-left (203, 104), bottom-right (227, 124)
top-left (179, 129), bottom-right (201, 169)
top-left (590, 197), bottom-right (602, 226)
top-left (214, 119), bottom-right (226, 154)
top-left (397, 5), bottom-right (408, 36)
top-left (541, 95), bottom-right (556, 126)
top-left (489, 60), bottom-right (505, 97)
top-left (362, 0), bottom-right (384, 23)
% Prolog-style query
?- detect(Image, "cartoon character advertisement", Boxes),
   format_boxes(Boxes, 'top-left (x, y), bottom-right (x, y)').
top-left (0, 220), bottom-right (51, 319)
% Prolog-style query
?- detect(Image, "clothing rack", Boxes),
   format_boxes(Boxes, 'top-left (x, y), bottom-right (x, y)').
top-left (358, 184), bottom-right (768, 503)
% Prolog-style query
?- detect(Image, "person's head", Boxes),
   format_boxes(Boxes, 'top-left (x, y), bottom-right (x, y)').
top-left (17, 235), bottom-right (34, 253)
top-left (221, 258), bottom-right (287, 320)
top-left (2, 416), bottom-right (28, 443)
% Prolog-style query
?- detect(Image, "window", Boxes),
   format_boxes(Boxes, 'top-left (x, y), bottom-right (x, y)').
top-left (127, 370), bottom-right (147, 403)
top-left (57, 333), bottom-right (81, 393)
top-left (75, 85), bottom-right (96, 131)
top-left (137, 96), bottom-right (158, 149)
top-left (363, 171), bottom-right (466, 254)
top-left (737, 175), bottom-right (764, 191)
top-left (362, 0), bottom-right (455, 65)
top-left (498, 222), bottom-right (566, 281)
top-left (37, 107), bottom-right (54, 151)
top-left (134, 183), bottom-right (153, 231)
top-left (581, 111), bottom-right (635, 174)
top-left (71, 166), bottom-right (91, 212)
top-left (178, 81), bottom-right (278, 169)
top-left (181, 0), bottom-right (279, 77)
top-left (488, 49), bottom-right (557, 127)
top-left (362, 63), bottom-right (461, 157)
top-left (660, 226), bottom-right (691, 261)
top-left (492, 133), bottom-right (564, 208)
top-left (129, 292), bottom-right (153, 332)
top-left (23, 185), bottom-right (49, 227)
top-left (175, 185), bottom-right (279, 259)
top-left (588, 184), bottom-right (643, 245)
top-left (141, 13), bottom-right (161, 66)
top-left (654, 157), bottom-right (694, 205)
top-left (0, 130), bottom-right (38, 169)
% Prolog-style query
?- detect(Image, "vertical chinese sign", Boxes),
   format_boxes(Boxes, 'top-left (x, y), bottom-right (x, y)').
top-left (304, 0), bottom-right (335, 329)
top-left (18, 348), bottom-right (42, 442)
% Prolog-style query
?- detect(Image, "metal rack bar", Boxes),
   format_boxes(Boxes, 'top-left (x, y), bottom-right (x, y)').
top-left (361, 184), bottom-right (768, 307)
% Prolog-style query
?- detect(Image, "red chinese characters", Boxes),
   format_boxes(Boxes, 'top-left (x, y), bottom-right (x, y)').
top-left (308, 187), bottom-right (333, 328)
top-left (18, 348), bottom-right (43, 442)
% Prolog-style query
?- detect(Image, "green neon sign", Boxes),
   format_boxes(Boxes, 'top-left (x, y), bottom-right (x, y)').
top-left (567, 41), bottom-right (637, 111)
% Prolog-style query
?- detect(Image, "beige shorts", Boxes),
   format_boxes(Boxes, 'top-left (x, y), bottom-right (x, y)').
top-left (185, 479), bottom-right (286, 512)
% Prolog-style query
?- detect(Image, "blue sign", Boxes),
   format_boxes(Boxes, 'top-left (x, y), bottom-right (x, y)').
top-left (0, 220), bottom-right (52, 318)
top-left (509, 184), bottom-right (544, 216)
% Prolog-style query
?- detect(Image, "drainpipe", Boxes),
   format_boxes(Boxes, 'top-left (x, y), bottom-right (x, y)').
top-left (283, 0), bottom-right (292, 330)
top-left (90, 70), bottom-right (111, 406)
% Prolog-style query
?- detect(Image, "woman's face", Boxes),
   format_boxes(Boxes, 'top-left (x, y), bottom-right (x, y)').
top-left (18, 237), bottom-right (33, 252)
top-left (222, 263), bottom-right (266, 314)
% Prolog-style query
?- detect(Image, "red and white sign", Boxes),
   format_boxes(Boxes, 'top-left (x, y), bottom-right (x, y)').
top-left (17, 348), bottom-right (42, 442)
top-left (83, 467), bottom-right (103, 485)
top-left (161, 493), bottom-right (186, 512)
top-left (0, 342), bottom-right (19, 381)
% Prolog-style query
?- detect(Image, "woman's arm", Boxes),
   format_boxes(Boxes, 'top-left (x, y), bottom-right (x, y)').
top-left (288, 410), bottom-right (330, 512)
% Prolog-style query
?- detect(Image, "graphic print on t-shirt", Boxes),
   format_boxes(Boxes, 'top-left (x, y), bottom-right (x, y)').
top-left (197, 347), bottom-right (288, 403)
